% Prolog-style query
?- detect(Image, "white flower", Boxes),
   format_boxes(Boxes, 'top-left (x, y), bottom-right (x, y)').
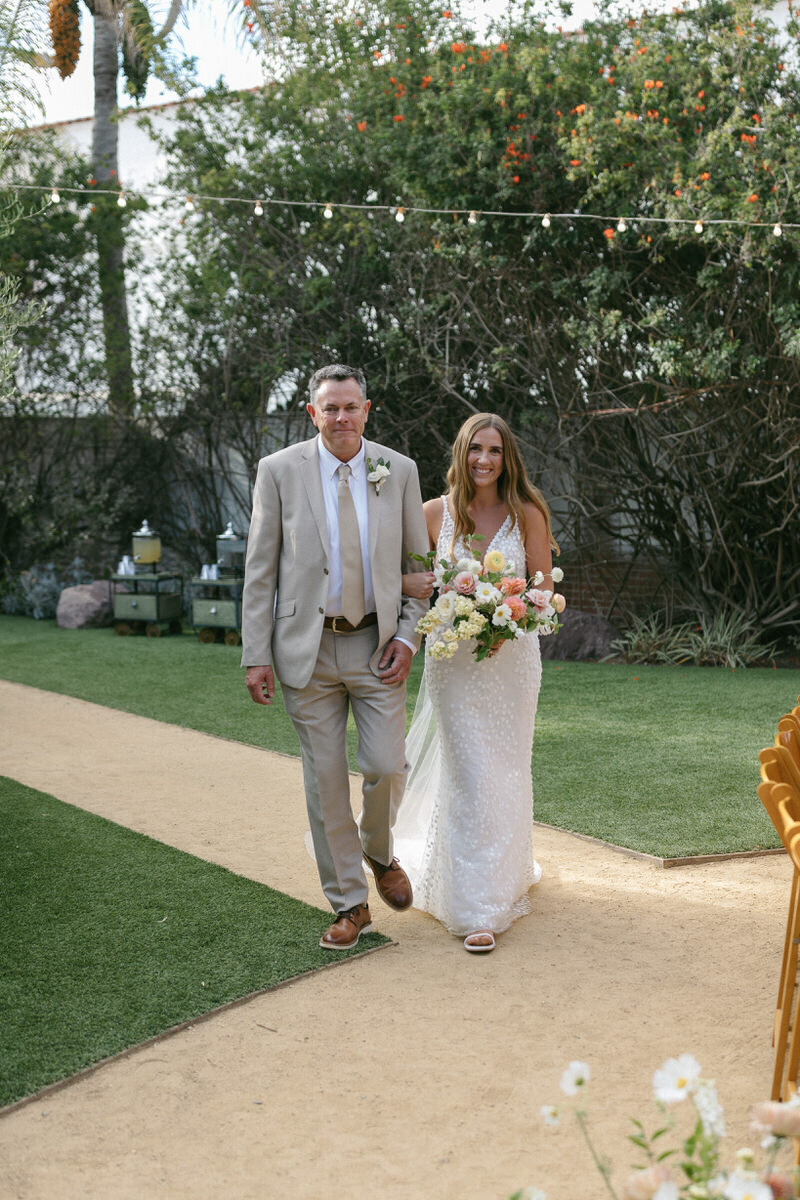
top-left (653, 1054), bottom-right (701, 1103)
top-left (560, 1060), bottom-right (590, 1096)
top-left (366, 457), bottom-right (391, 493)
top-left (514, 627), bottom-right (526, 638)
top-left (435, 592), bottom-right (456, 621)
top-left (475, 581), bottom-right (501, 605)
top-left (532, 570), bottom-right (545, 586)
top-left (454, 595), bottom-right (475, 616)
top-left (456, 557), bottom-right (482, 574)
top-left (694, 1079), bottom-right (726, 1138)
top-left (519, 1189), bottom-right (547, 1200)
top-left (653, 1185), bottom-right (680, 1200)
top-left (492, 604), bottom-right (512, 627)
top-left (540, 1104), bottom-right (560, 1127)
top-left (722, 1175), bottom-right (772, 1200)
top-left (551, 566), bottom-right (564, 582)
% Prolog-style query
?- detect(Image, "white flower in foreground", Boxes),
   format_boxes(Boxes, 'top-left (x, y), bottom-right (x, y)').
top-left (519, 1189), bottom-right (547, 1200)
top-left (532, 570), bottom-right (545, 586)
top-left (560, 1060), bottom-right (590, 1096)
top-left (653, 1185), bottom-right (680, 1200)
top-left (653, 1054), bottom-right (701, 1103)
top-left (551, 566), bottom-right (564, 582)
top-left (540, 1104), bottom-right (560, 1126)
top-left (722, 1174), bottom-right (772, 1200)
top-left (694, 1079), bottom-right (726, 1137)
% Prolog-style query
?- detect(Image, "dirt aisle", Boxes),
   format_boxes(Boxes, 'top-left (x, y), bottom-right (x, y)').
top-left (0, 680), bottom-right (789, 1200)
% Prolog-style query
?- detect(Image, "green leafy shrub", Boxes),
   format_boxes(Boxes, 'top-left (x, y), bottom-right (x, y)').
top-left (608, 611), bottom-right (776, 668)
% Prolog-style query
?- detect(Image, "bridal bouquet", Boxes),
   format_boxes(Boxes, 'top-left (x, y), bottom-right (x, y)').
top-left (413, 548), bottom-right (565, 663)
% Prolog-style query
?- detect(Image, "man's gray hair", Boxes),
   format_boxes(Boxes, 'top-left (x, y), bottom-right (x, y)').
top-left (308, 364), bottom-right (367, 406)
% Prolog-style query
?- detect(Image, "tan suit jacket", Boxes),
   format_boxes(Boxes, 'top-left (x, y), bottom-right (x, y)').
top-left (241, 436), bottom-right (429, 689)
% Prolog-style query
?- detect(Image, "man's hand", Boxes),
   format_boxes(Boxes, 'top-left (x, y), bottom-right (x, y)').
top-left (378, 639), bottom-right (413, 685)
top-left (246, 665), bottom-right (275, 706)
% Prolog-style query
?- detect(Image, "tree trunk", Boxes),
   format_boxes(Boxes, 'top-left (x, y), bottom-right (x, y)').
top-left (90, 0), bottom-right (135, 413)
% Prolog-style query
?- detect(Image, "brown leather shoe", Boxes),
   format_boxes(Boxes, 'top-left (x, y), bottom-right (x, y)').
top-left (319, 903), bottom-right (373, 950)
top-left (363, 853), bottom-right (413, 911)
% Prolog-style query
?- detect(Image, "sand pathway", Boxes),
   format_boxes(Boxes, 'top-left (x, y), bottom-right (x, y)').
top-left (0, 679), bottom-right (790, 1199)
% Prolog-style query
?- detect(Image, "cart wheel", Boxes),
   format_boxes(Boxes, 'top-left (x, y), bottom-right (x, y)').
top-left (169, 620), bottom-right (183, 636)
top-left (114, 622), bottom-right (131, 637)
top-left (198, 627), bottom-right (217, 644)
top-left (224, 630), bottom-right (241, 647)
top-left (145, 623), bottom-right (162, 638)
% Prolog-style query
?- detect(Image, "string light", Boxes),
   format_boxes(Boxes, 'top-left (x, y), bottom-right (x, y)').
top-left (117, 192), bottom-right (127, 208)
top-left (11, 182), bottom-right (797, 236)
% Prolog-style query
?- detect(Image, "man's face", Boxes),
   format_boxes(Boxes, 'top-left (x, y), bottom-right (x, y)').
top-left (307, 378), bottom-right (370, 462)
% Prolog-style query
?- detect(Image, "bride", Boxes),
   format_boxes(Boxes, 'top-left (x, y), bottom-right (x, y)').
top-left (395, 413), bottom-right (560, 953)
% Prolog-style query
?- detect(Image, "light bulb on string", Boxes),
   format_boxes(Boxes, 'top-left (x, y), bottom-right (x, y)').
top-left (395, 207), bottom-right (406, 223)
top-left (50, 188), bottom-right (60, 204)
top-left (254, 201), bottom-right (264, 216)
top-left (773, 223), bottom-right (783, 237)
top-left (468, 210), bottom-right (478, 225)
top-left (117, 192), bottom-right (127, 208)
top-left (323, 202), bottom-right (333, 219)
top-left (541, 213), bottom-right (551, 228)
top-left (617, 217), bottom-right (627, 232)
top-left (694, 220), bottom-right (703, 234)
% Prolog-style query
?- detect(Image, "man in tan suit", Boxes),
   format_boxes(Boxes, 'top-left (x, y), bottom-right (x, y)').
top-left (242, 365), bottom-right (430, 949)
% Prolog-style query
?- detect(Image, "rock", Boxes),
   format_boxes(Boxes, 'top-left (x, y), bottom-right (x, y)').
top-left (56, 581), bottom-right (113, 630)
top-left (539, 608), bottom-right (620, 661)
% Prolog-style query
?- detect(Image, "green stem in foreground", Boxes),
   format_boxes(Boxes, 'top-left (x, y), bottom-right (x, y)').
top-left (575, 1108), bottom-right (620, 1200)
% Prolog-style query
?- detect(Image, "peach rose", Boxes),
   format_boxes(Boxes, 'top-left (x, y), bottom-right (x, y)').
top-left (499, 576), bottom-right (527, 596)
top-left (751, 1100), bottom-right (800, 1138)
top-left (453, 571), bottom-right (477, 595)
top-left (484, 549), bottom-right (505, 572)
top-left (621, 1164), bottom-right (672, 1200)
top-left (551, 592), bottom-right (566, 614)
top-left (767, 1172), bottom-right (796, 1200)
top-left (506, 595), bottom-right (527, 621)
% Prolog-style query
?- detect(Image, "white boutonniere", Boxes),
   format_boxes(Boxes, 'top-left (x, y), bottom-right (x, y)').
top-left (366, 456), bottom-right (391, 494)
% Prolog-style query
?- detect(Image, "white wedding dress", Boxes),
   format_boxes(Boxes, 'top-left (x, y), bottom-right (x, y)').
top-left (393, 497), bottom-right (543, 936)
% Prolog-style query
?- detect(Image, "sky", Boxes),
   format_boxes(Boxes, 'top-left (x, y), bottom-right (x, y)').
top-left (33, 1), bottom-right (601, 126)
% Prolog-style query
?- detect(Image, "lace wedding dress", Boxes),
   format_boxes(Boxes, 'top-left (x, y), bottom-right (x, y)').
top-left (393, 497), bottom-right (543, 936)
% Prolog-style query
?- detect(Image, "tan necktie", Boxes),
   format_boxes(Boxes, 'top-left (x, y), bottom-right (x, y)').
top-left (337, 463), bottom-right (365, 625)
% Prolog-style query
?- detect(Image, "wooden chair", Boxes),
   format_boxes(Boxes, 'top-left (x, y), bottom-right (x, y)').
top-left (777, 714), bottom-right (800, 773)
top-left (758, 755), bottom-right (800, 1105)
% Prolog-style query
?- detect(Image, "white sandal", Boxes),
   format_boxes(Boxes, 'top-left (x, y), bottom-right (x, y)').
top-left (464, 930), bottom-right (496, 953)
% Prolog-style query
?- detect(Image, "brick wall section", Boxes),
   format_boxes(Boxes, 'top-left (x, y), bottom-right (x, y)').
top-left (559, 555), bottom-right (675, 622)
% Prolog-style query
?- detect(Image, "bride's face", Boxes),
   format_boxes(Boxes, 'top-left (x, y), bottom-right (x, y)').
top-left (467, 427), bottom-right (504, 488)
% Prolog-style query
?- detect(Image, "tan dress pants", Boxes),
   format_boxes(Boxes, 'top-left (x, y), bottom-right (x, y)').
top-left (280, 626), bottom-right (409, 913)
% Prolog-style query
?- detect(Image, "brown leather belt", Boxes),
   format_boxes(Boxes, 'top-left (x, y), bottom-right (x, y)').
top-left (323, 613), bottom-right (378, 633)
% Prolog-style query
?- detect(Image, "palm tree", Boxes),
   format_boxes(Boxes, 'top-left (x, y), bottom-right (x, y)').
top-left (43, 0), bottom-right (274, 413)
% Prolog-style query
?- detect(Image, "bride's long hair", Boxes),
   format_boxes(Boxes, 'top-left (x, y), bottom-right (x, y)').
top-left (447, 413), bottom-right (560, 557)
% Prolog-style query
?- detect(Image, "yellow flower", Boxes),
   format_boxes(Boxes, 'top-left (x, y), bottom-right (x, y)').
top-left (484, 549), bottom-right (505, 572)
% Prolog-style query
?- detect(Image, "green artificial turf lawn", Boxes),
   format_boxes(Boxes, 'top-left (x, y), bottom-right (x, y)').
top-left (1, 616), bottom-right (797, 858)
top-left (0, 775), bottom-right (388, 1108)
